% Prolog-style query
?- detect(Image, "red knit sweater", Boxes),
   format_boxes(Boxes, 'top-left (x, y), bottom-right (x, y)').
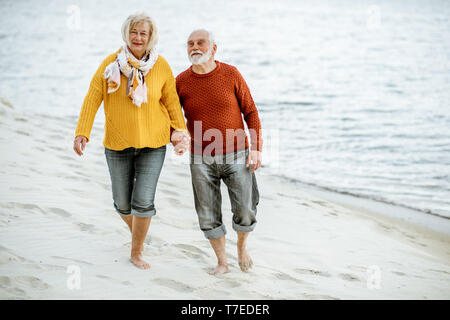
top-left (176, 61), bottom-right (262, 155)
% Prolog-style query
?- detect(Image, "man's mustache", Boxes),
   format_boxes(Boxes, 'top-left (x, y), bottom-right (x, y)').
top-left (190, 50), bottom-right (204, 57)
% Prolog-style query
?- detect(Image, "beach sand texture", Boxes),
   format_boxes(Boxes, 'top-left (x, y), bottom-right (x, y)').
top-left (0, 104), bottom-right (449, 300)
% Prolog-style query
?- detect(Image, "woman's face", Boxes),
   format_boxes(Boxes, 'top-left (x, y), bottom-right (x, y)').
top-left (129, 21), bottom-right (150, 59)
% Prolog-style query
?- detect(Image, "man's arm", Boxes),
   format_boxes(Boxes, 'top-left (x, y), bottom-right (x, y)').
top-left (234, 68), bottom-right (263, 172)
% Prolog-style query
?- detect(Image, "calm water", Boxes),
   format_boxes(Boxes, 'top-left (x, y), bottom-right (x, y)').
top-left (1, 0), bottom-right (449, 218)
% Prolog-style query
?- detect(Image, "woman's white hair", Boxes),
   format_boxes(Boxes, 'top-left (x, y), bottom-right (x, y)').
top-left (121, 12), bottom-right (158, 54)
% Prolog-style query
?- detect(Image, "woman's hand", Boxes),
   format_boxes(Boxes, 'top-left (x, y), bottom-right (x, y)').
top-left (171, 130), bottom-right (190, 155)
top-left (73, 135), bottom-right (88, 156)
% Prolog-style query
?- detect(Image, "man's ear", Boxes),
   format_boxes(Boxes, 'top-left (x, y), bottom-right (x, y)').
top-left (213, 43), bottom-right (218, 55)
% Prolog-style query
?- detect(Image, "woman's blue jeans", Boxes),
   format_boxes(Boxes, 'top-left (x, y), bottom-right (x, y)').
top-left (104, 145), bottom-right (166, 218)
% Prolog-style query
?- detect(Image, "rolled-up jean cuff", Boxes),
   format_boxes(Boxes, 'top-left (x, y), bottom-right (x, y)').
top-left (203, 224), bottom-right (227, 239)
top-left (131, 208), bottom-right (156, 218)
top-left (113, 203), bottom-right (132, 217)
top-left (114, 208), bottom-right (132, 217)
top-left (232, 221), bottom-right (257, 233)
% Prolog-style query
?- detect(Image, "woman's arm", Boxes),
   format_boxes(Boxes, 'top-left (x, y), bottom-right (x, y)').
top-left (74, 61), bottom-right (105, 143)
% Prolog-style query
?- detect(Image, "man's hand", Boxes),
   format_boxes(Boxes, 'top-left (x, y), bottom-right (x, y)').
top-left (171, 130), bottom-right (190, 155)
top-left (73, 136), bottom-right (87, 156)
top-left (246, 150), bottom-right (262, 173)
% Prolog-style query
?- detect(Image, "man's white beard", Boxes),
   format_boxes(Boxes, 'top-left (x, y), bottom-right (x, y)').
top-left (189, 47), bottom-right (213, 65)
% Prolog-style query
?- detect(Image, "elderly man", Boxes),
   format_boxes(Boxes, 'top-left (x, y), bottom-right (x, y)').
top-left (176, 29), bottom-right (263, 275)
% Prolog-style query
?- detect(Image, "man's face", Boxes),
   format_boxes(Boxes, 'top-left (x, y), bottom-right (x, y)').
top-left (187, 31), bottom-right (215, 65)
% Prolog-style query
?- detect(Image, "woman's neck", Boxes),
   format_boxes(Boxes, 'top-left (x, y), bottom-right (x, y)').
top-left (128, 47), bottom-right (146, 60)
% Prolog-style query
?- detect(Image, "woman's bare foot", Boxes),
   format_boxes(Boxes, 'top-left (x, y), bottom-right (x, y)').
top-left (238, 249), bottom-right (253, 272)
top-left (208, 263), bottom-right (230, 276)
top-left (130, 254), bottom-right (151, 270)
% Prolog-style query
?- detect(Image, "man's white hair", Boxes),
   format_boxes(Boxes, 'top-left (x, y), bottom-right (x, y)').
top-left (189, 28), bottom-right (216, 45)
top-left (121, 12), bottom-right (158, 54)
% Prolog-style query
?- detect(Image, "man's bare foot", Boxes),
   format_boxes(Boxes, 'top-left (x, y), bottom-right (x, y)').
top-left (208, 264), bottom-right (230, 275)
top-left (130, 254), bottom-right (151, 270)
top-left (238, 249), bottom-right (253, 272)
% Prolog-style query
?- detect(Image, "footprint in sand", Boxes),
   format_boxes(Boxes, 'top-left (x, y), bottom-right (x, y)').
top-left (152, 278), bottom-right (195, 293)
top-left (1, 275), bottom-right (49, 293)
top-left (15, 130), bottom-right (30, 136)
top-left (73, 222), bottom-right (98, 233)
top-left (14, 117), bottom-right (28, 123)
top-left (328, 211), bottom-right (339, 216)
top-left (294, 268), bottom-right (331, 278)
top-left (377, 222), bottom-right (393, 232)
top-left (298, 202), bottom-right (311, 207)
top-left (47, 207), bottom-right (72, 218)
top-left (303, 293), bottom-right (340, 300)
top-left (195, 287), bottom-right (230, 298)
top-left (217, 279), bottom-right (242, 289)
top-left (0, 246), bottom-right (27, 264)
top-left (50, 256), bottom-right (94, 266)
top-left (427, 269), bottom-right (450, 275)
top-left (347, 265), bottom-right (367, 272)
top-left (173, 244), bottom-right (209, 259)
top-left (311, 200), bottom-right (331, 208)
top-left (338, 273), bottom-right (361, 282)
top-left (4, 287), bottom-right (29, 298)
top-left (48, 145), bottom-right (65, 152)
top-left (14, 276), bottom-right (50, 289)
top-left (47, 133), bottom-right (63, 140)
top-left (0, 276), bottom-right (12, 288)
top-left (3, 202), bottom-right (45, 214)
top-left (164, 197), bottom-right (186, 207)
top-left (272, 272), bottom-right (303, 284)
top-left (33, 146), bottom-right (47, 152)
top-left (96, 182), bottom-right (110, 191)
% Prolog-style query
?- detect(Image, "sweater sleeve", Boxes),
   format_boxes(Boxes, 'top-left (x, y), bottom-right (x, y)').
top-left (160, 59), bottom-right (187, 132)
top-left (234, 68), bottom-right (263, 151)
top-left (74, 61), bottom-right (105, 142)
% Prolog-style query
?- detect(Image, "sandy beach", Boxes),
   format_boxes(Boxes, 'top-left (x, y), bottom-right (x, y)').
top-left (0, 102), bottom-right (449, 300)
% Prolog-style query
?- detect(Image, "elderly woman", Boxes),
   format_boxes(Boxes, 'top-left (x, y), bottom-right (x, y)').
top-left (73, 13), bottom-right (189, 270)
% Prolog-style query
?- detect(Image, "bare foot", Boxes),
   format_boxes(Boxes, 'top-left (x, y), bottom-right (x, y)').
top-left (130, 254), bottom-right (151, 270)
top-left (208, 264), bottom-right (230, 276)
top-left (238, 249), bottom-right (253, 272)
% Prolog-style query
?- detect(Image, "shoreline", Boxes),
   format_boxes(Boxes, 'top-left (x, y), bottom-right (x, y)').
top-left (271, 175), bottom-right (450, 236)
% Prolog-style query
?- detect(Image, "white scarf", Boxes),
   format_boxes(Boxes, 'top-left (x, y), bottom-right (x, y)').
top-left (104, 45), bottom-right (159, 107)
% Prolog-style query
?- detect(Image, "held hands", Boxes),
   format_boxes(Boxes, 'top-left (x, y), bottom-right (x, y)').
top-left (171, 130), bottom-right (190, 155)
top-left (246, 150), bottom-right (262, 173)
top-left (73, 135), bottom-right (87, 156)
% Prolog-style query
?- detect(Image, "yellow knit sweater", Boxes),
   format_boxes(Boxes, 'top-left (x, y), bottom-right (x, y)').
top-left (75, 52), bottom-right (187, 151)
